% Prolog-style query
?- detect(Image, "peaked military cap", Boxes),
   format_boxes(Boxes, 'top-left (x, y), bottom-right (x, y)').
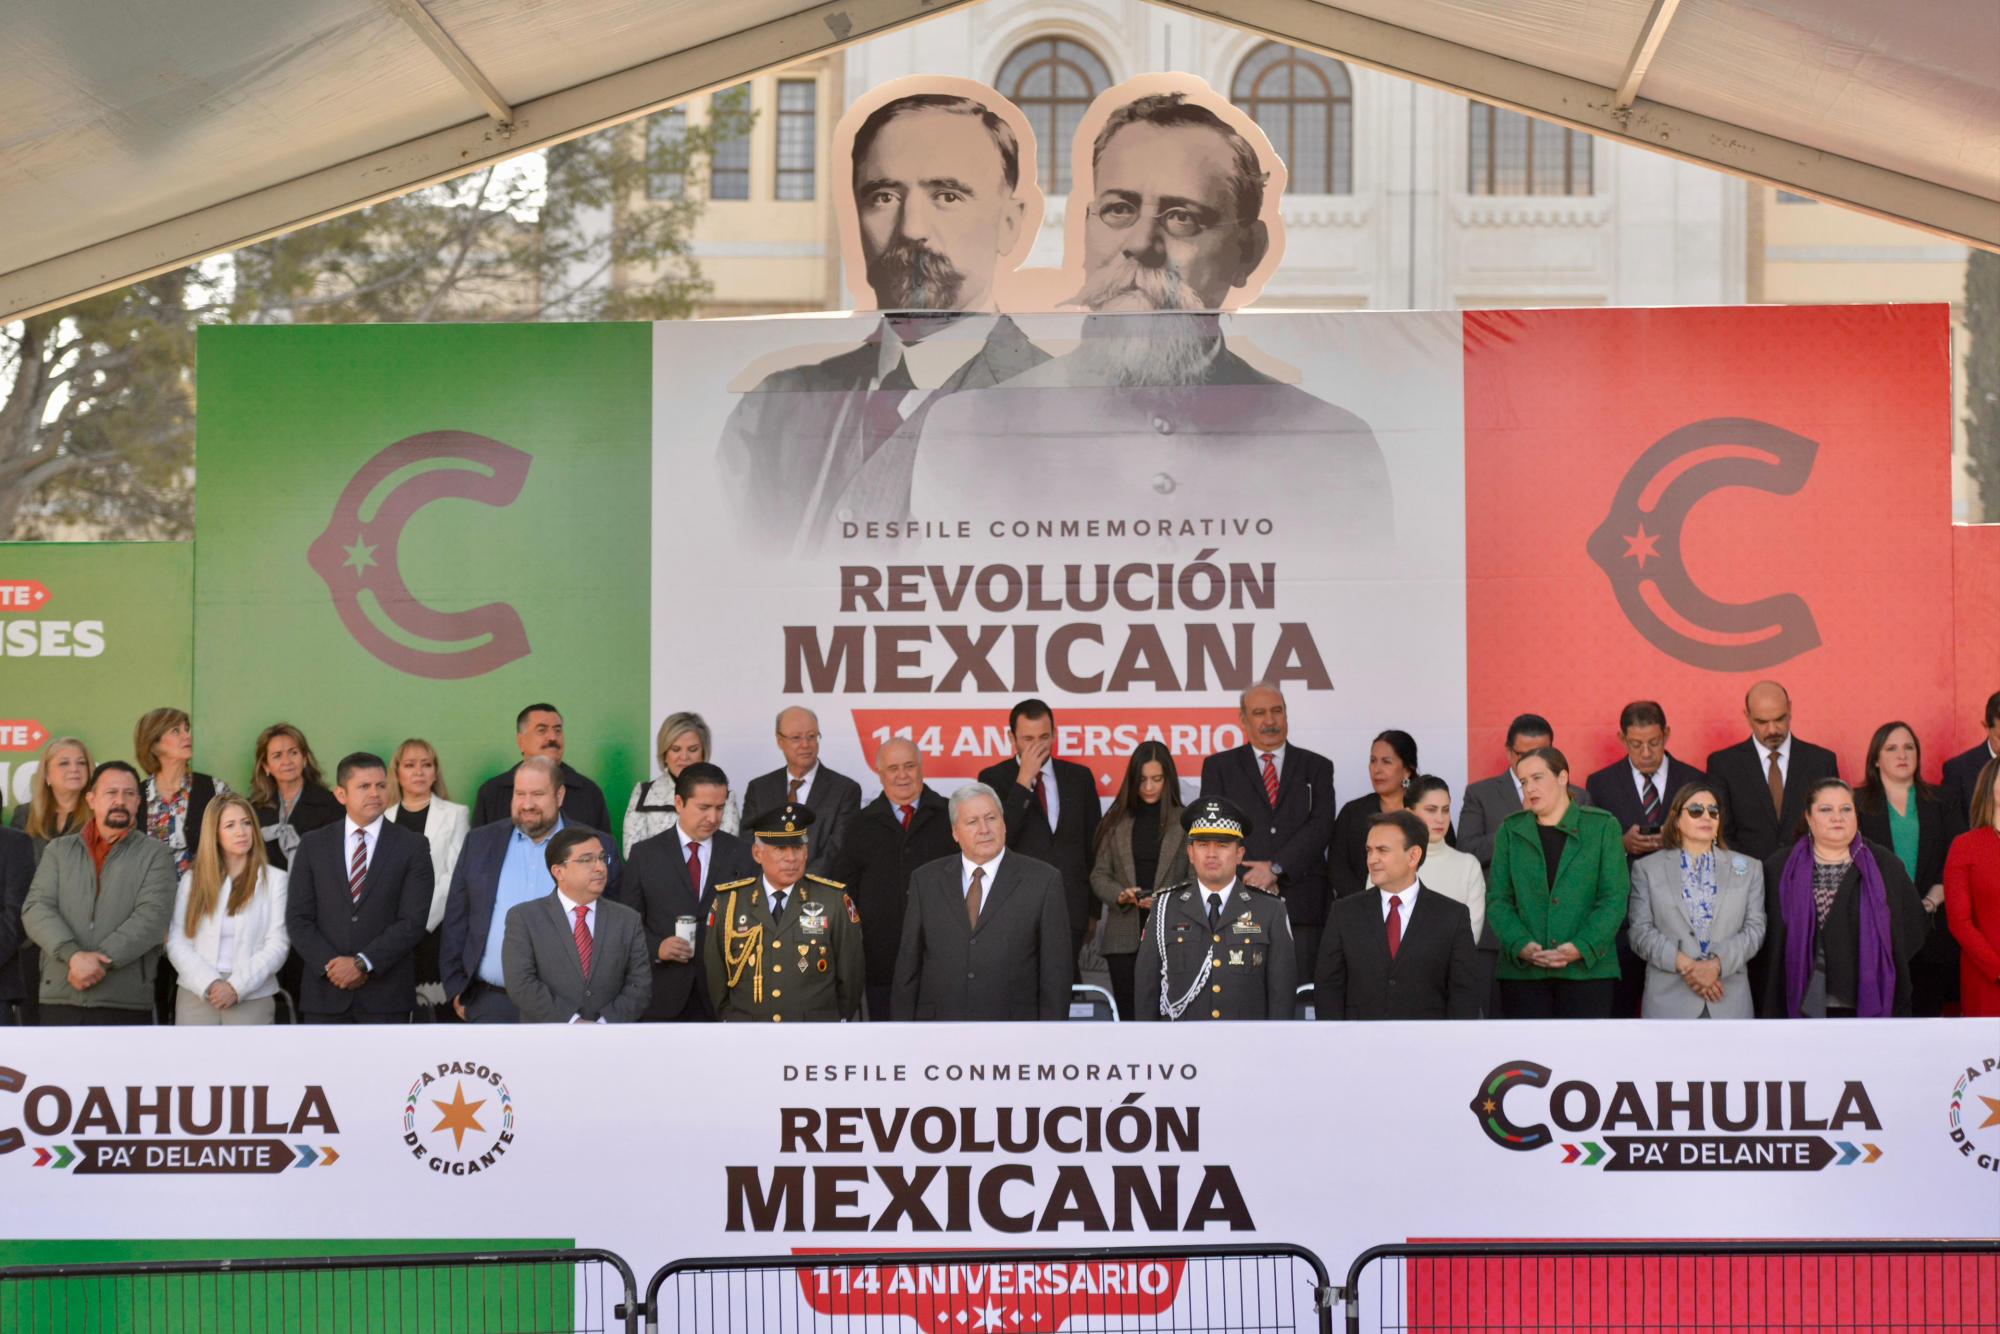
top-left (1182, 796), bottom-right (1248, 842)
top-left (746, 802), bottom-right (815, 842)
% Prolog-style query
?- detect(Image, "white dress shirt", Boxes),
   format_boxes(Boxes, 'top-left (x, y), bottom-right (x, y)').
top-left (1379, 882), bottom-right (1420, 923)
top-left (784, 765), bottom-right (818, 806)
top-left (1253, 744), bottom-right (1287, 786)
top-left (678, 829), bottom-right (711, 892)
top-left (555, 888), bottom-right (603, 1024)
top-left (961, 850), bottom-right (1007, 904)
top-left (877, 315), bottom-right (995, 421)
top-left (1759, 735), bottom-right (1793, 785)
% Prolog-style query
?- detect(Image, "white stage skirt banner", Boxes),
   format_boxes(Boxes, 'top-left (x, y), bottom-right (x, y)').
top-left (4, 1020), bottom-right (1995, 1321)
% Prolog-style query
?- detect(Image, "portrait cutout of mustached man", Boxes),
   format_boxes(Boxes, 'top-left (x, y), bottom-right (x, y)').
top-left (716, 87), bottom-right (1049, 550)
top-left (894, 84), bottom-right (1393, 555)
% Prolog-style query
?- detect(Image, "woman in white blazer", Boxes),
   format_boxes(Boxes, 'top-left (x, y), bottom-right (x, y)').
top-left (387, 739), bottom-right (470, 1014)
top-left (1403, 776), bottom-right (1488, 942)
top-left (624, 711), bottom-right (741, 852)
top-left (1628, 780), bottom-right (1767, 1019)
top-left (168, 795), bottom-right (290, 1025)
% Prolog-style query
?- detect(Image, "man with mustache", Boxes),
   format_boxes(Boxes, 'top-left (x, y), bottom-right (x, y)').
top-left (22, 761), bottom-right (177, 1025)
top-left (717, 90), bottom-right (1048, 549)
top-left (892, 90), bottom-right (1390, 548)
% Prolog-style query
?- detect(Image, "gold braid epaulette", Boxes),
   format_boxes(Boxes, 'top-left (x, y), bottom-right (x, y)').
top-left (719, 887), bottom-right (764, 1004)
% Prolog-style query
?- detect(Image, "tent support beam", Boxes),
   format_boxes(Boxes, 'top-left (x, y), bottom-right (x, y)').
top-left (1154, 0), bottom-right (1997, 252)
top-left (383, 0), bottom-right (515, 125)
top-left (0, 0), bottom-right (979, 322)
top-left (1614, 0), bottom-right (1682, 109)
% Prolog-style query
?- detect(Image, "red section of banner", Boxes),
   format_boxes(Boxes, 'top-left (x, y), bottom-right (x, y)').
top-left (1952, 524), bottom-right (2000, 740)
top-left (1464, 305), bottom-right (1957, 786)
top-left (0, 720), bottom-right (49, 752)
top-left (1402, 1241), bottom-right (1999, 1330)
top-left (851, 708), bottom-right (1244, 790)
top-left (789, 1250), bottom-right (1187, 1333)
top-left (0, 580), bottom-right (50, 612)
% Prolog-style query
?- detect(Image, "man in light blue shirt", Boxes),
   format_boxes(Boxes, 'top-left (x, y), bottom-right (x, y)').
top-left (442, 755), bottom-right (620, 1022)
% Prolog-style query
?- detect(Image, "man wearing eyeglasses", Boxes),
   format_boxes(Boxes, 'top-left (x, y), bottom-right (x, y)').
top-left (744, 707), bottom-right (862, 877)
top-left (502, 828), bottom-right (651, 1023)
top-left (898, 88), bottom-right (1390, 551)
top-left (719, 87), bottom-right (1051, 550)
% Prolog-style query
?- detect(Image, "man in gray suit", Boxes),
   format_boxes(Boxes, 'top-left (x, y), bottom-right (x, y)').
top-left (743, 706), bottom-right (863, 876)
top-left (1458, 713), bottom-right (1584, 868)
top-left (503, 828), bottom-right (650, 1023)
top-left (891, 782), bottom-right (1071, 1021)
top-left (716, 90), bottom-right (1048, 550)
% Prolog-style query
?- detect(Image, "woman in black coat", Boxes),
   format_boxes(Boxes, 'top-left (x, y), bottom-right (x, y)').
top-left (1329, 730), bottom-right (1419, 899)
top-left (1854, 721), bottom-right (1964, 1015)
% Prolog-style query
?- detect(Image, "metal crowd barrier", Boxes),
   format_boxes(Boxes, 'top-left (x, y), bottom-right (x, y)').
top-left (0, 1247), bottom-right (643, 1333)
top-left (645, 1243), bottom-right (1336, 1332)
top-left (1336, 1239), bottom-right (2000, 1334)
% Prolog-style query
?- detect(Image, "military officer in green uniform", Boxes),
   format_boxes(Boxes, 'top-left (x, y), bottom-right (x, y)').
top-left (1135, 797), bottom-right (1298, 1020)
top-left (705, 803), bottom-right (865, 1022)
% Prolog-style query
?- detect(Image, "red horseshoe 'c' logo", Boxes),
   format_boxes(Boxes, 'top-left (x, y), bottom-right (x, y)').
top-left (306, 431), bottom-right (533, 680)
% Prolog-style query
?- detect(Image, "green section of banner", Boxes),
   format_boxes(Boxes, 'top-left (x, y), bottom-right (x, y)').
top-left (193, 323), bottom-right (652, 831)
top-left (0, 1238), bottom-right (577, 1332)
top-left (0, 543), bottom-right (192, 818)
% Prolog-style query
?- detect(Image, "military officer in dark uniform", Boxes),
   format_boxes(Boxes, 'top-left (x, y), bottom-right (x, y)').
top-left (1135, 797), bottom-right (1297, 1020)
top-left (704, 803), bottom-right (865, 1022)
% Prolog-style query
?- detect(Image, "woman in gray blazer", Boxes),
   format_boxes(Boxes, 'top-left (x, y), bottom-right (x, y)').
top-left (1628, 781), bottom-right (1766, 1018)
top-left (1089, 742), bottom-right (1190, 1021)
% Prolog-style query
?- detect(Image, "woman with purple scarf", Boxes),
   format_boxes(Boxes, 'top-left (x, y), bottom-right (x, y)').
top-left (1758, 778), bottom-right (1928, 1018)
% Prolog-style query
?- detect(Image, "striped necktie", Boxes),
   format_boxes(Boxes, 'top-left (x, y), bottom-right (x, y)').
top-left (348, 829), bottom-right (367, 903)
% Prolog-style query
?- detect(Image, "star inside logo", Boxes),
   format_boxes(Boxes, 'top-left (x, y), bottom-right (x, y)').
top-left (1621, 522), bottom-right (1662, 568)
top-left (432, 1081), bottom-right (487, 1151)
top-left (341, 537), bottom-right (378, 575)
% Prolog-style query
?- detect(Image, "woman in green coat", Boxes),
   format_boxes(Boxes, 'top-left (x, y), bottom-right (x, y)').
top-left (1487, 746), bottom-right (1628, 1017)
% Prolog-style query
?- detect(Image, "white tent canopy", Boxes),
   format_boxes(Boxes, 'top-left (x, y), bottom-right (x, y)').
top-left (3, 0), bottom-right (1996, 321)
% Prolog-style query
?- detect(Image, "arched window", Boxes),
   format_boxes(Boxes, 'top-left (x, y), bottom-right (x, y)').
top-left (1467, 104), bottom-right (1595, 195)
top-left (998, 37), bottom-right (1111, 196)
top-left (1231, 42), bottom-right (1352, 195)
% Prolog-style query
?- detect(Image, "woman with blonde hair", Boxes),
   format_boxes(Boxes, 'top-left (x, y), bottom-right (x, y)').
top-left (134, 707), bottom-right (230, 878)
top-left (10, 736), bottom-right (93, 852)
top-left (386, 738), bottom-right (469, 1017)
top-left (624, 711), bottom-right (740, 851)
top-left (167, 794), bottom-right (290, 1025)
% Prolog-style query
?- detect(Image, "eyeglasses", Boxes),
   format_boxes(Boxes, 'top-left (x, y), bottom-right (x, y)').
top-left (1682, 804), bottom-right (1721, 818)
top-left (566, 853), bottom-right (611, 867)
top-left (1087, 197), bottom-right (1247, 240)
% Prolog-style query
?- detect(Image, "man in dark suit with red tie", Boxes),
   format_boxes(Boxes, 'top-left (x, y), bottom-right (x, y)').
top-left (1199, 682), bottom-right (1337, 976)
top-left (286, 752), bottom-right (435, 1023)
top-left (614, 763), bottom-right (754, 1022)
top-left (1314, 810), bottom-right (1478, 1020)
top-left (978, 699), bottom-right (1101, 980)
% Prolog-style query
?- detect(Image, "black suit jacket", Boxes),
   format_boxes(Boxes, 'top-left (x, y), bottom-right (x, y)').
top-left (978, 757), bottom-right (1102, 936)
top-left (1704, 738), bottom-right (1840, 862)
top-left (470, 761), bottom-right (611, 833)
top-left (828, 789), bottom-right (956, 987)
top-left (1857, 788), bottom-right (1965, 894)
top-left (1329, 793), bottom-right (1384, 900)
top-left (1943, 742), bottom-right (1996, 827)
top-left (0, 826), bottom-right (35, 1003)
top-left (441, 818), bottom-right (622, 1005)
top-left (1315, 883), bottom-right (1478, 1020)
top-left (255, 783), bottom-right (343, 871)
top-left (285, 818), bottom-right (435, 1016)
top-left (1584, 756), bottom-right (1708, 853)
top-left (743, 765), bottom-right (863, 875)
top-left (612, 825), bottom-right (754, 1020)
top-left (891, 851), bottom-right (1071, 1020)
top-left (1199, 744), bottom-right (1337, 926)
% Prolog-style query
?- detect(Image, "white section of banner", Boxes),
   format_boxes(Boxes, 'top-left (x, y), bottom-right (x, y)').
top-left (5, 1020), bottom-right (1995, 1320)
top-left (651, 310), bottom-right (1468, 807)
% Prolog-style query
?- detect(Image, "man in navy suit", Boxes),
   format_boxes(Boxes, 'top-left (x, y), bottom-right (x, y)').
top-left (612, 762), bottom-right (754, 1021)
top-left (978, 699), bottom-right (1102, 980)
top-left (1199, 681), bottom-right (1336, 976)
top-left (1942, 690), bottom-right (2000, 826)
top-left (286, 752), bottom-right (434, 1023)
top-left (443, 756), bottom-right (618, 1023)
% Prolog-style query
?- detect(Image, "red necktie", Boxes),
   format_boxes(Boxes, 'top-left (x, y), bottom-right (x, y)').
top-left (348, 830), bottom-right (367, 903)
top-left (1033, 772), bottom-right (1048, 815)
top-left (573, 905), bottom-right (593, 976)
top-left (1261, 752), bottom-right (1280, 808)
top-left (899, 803), bottom-right (914, 831)
top-left (687, 842), bottom-right (702, 893)
top-left (1386, 895), bottom-right (1403, 959)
